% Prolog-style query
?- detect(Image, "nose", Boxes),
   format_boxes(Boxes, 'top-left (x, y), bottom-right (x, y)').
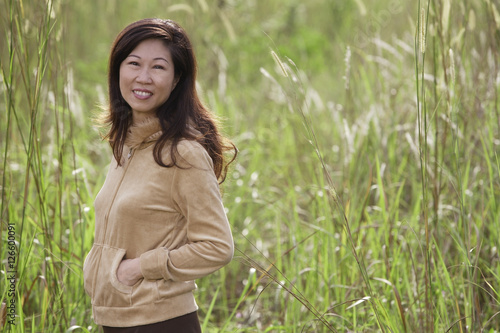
top-left (136, 68), bottom-right (152, 83)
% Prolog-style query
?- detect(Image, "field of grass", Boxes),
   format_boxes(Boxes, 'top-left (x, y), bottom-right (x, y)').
top-left (1, 0), bottom-right (499, 332)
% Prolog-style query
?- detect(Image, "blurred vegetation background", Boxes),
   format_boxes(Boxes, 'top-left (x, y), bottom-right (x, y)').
top-left (1, 0), bottom-right (499, 332)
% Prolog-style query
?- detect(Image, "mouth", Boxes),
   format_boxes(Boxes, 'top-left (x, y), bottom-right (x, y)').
top-left (133, 89), bottom-right (153, 98)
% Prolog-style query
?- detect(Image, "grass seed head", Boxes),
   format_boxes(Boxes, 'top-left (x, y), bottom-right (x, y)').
top-left (468, 9), bottom-right (476, 31)
top-left (271, 50), bottom-right (288, 77)
top-left (343, 46), bottom-right (351, 90)
top-left (419, 8), bottom-right (426, 54)
top-left (449, 48), bottom-right (455, 97)
top-left (491, 2), bottom-right (500, 29)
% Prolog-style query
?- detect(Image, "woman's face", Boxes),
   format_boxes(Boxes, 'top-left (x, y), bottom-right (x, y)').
top-left (119, 39), bottom-right (178, 122)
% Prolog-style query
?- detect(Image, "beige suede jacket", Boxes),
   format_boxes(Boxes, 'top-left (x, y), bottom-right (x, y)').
top-left (83, 118), bottom-right (234, 327)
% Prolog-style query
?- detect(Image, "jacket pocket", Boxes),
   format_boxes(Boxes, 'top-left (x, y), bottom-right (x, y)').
top-left (109, 248), bottom-right (134, 294)
top-left (92, 246), bottom-right (133, 307)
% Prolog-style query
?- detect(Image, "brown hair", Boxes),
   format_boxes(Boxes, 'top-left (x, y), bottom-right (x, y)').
top-left (102, 18), bottom-right (236, 182)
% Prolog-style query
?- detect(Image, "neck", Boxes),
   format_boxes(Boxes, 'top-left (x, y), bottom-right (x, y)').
top-left (132, 111), bottom-right (157, 125)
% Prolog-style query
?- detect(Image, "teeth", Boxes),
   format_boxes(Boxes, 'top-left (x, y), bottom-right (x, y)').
top-left (133, 90), bottom-right (152, 96)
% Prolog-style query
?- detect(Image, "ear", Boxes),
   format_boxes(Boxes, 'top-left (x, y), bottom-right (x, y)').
top-left (172, 75), bottom-right (180, 90)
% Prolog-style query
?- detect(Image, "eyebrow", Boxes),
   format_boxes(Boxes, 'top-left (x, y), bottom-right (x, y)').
top-left (128, 54), bottom-right (170, 64)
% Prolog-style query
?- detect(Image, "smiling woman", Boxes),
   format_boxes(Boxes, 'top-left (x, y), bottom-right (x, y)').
top-left (83, 18), bottom-right (237, 332)
top-left (119, 39), bottom-right (179, 123)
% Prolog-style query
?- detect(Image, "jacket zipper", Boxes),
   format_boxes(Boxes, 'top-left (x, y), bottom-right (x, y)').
top-left (101, 148), bottom-right (135, 243)
top-left (91, 148), bottom-right (135, 299)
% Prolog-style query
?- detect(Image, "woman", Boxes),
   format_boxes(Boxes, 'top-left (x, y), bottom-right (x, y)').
top-left (83, 18), bottom-right (236, 332)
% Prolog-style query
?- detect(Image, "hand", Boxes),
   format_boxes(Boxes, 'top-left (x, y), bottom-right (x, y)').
top-left (116, 258), bottom-right (143, 286)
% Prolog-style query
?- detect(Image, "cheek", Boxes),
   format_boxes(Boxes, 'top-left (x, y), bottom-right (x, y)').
top-left (158, 76), bottom-right (175, 94)
top-left (119, 70), bottom-right (129, 94)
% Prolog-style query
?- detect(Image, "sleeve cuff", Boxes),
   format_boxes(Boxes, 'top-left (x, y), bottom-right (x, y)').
top-left (140, 248), bottom-right (168, 280)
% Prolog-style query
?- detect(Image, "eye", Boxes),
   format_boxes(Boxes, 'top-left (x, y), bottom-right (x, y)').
top-left (153, 65), bottom-right (165, 70)
top-left (128, 61), bottom-right (139, 66)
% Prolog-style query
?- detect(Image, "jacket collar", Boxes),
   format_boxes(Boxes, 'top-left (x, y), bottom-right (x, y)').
top-left (125, 117), bottom-right (162, 150)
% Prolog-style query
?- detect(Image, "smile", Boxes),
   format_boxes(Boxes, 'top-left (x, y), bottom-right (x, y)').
top-left (133, 90), bottom-right (153, 97)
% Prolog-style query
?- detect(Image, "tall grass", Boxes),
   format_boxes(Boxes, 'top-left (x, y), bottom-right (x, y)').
top-left (1, 0), bottom-right (499, 332)
top-left (1, 0), bottom-right (94, 331)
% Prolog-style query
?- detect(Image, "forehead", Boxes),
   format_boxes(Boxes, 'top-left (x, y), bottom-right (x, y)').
top-left (129, 39), bottom-right (171, 57)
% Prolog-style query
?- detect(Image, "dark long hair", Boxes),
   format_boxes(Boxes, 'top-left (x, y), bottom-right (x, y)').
top-left (101, 18), bottom-right (236, 182)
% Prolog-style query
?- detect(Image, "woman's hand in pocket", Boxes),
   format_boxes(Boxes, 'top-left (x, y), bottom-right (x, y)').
top-left (117, 258), bottom-right (143, 286)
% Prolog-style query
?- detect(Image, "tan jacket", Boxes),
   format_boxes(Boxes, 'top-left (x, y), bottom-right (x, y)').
top-left (83, 118), bottom-right (234, 327)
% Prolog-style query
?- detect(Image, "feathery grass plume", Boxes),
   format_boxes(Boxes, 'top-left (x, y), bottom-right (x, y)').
top-left (271, 50), bottom-right (289, 77)
top-left (490, 1), bottom-right (500, 29)
top-left (468, 9), bottom-right (476, 31)
top-left (343, 46), bottom-right (351, 90)
top-left (419, 7), bottom-right (426, 54)
top-left (353, 0), bottom-right (367, 16)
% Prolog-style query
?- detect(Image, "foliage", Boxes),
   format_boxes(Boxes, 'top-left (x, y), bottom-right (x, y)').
top-left (1, 0), bottom-right (499, 331)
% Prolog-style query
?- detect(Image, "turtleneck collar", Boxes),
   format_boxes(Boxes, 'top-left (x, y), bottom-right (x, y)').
top-left (125, 117), bottom-right (162, 150)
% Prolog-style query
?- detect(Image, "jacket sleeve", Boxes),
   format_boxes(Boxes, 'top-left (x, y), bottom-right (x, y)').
top-left (139, 142), bottom-right (234, 281)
